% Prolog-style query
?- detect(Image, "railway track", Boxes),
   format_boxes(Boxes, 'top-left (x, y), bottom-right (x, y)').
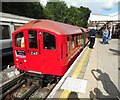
top-left (3, 79), bottom-right (57, 99)
top-left (1, 68), bottom-right (58, 99)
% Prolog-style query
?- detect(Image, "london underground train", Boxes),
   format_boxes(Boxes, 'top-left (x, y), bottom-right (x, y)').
top-left (12, 20), bottom-right (89, 80)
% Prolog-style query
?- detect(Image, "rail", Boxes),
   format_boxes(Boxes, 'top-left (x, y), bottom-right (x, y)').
top-left (1, 73), bottom-right (24, 93)
top-left (1, 73), bottom-right (58, 99)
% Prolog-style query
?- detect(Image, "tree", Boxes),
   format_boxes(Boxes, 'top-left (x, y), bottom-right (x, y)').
top-left (65, 6), bottom-right (81, 26)
top-left (2, 2), bottom-right (45, 19)
top-left (44, 1), bottom-right (68, 22)
top-left (44, 1), bottom-right (91, 27)
top-left (78, 6), bottom-right (91, 27)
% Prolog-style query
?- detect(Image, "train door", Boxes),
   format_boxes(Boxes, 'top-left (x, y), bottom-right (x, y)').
top-left (14, 30), bottom-right (43, 73)
top-left (41, 32), bottom-right (59, 74)
top-left (14, 31), bottom-right (27, 70)
top-left (25, 30), bottom-right (43, 73)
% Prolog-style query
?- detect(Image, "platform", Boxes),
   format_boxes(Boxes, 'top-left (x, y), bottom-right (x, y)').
top-left (47, 38), bottom-right (120, 99)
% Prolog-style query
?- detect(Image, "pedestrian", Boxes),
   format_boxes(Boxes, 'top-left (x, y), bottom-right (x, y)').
top-left (108, 27), bottom-right (112, 40)
top-left (102, 27), bottom-right (109, 44)
top-left (88, 27), bottom-right (96, 49)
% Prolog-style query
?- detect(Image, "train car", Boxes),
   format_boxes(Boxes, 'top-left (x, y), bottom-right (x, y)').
top-left (12, 20), bottom-right (88, 80)
top-left (0, 12), bottom-right (35, 57)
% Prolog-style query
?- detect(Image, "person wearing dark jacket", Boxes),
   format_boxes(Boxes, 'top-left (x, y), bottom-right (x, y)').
top-left (88, 27), bottom-right (96, 49)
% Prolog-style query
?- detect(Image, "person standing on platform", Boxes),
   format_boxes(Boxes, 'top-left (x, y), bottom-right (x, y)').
top-left (108, 27), bottom-right (112, 40)
top-left (88, 27), bottom-right (97, 49)
top-left (102, 27), bottom-right (109, 44)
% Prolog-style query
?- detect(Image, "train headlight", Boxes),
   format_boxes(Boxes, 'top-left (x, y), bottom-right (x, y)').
top-left (16, 58), bottom-right (18, 61)
top-left (24, 60), bottom-right (26, 62)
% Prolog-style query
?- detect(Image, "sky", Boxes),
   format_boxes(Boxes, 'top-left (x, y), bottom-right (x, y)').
top-left (40, 0), bottom-right (120, 16)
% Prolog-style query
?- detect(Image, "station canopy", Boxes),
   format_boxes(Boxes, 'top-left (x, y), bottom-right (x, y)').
top-left (88, 13), bottom-right (120, 22)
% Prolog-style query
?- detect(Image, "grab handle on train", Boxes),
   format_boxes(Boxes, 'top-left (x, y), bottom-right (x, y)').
top-left (39, 40), bottom-right (41, 54)
top-left (25, 39), bottom-right (28, 52)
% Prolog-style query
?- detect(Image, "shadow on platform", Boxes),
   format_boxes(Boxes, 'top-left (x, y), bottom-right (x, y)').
top-left (90, 88), bottom-right (111, 100)
top-left (109, 48), bottom-right (120, 56)
top-left (90, 69), bottom-right (120, 100)
top-left (68, 92), bottom-right (79, 100)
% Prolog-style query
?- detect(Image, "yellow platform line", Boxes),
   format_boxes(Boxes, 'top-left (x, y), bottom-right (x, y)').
top-left (60, 90), bottom-right (71, 100)
top-left (60, 47), bottom-right (90, 99)
top-left (72, 47), bottom-right (90, 78)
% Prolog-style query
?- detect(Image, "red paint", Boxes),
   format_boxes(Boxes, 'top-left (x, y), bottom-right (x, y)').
top-left (12, 20), bottom-right (88, 77)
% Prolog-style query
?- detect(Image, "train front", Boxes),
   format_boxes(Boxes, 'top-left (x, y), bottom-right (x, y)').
top-left (12, 20), bottom-right (64, 78)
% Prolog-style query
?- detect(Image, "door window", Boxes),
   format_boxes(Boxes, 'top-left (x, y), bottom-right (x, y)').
top-left (15, 32), bottom-right (24, 47)
top-left (28, 30), bottom-right (38, 49)
top-left (43, 32), bottom-right (56, 50)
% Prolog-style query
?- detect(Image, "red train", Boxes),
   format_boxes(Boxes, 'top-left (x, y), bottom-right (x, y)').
top-left (12, 20), bottom-right (89, 79)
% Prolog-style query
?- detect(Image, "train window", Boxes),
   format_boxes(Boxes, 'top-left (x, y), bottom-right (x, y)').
top-left (28, 30), bottom-right (38, 49)
top-left (74, 36), bottom-right (77, 46)
top-left (0, 25), bottom-right (10, 40)
top-left (76, 35), bottom-right (78, 46)
top-left (72, 36), bottom-right (75, 49)
top-left (81, 33), bottom-right (85, 45)
top-left (80, 35), bottom-right (82, 45)
top-left (43, 32), bottom-right (56, 50)
top-left (67, 37), bottom-right (70, 52)
top-left (77, 35), bottom-right (80, 45)
top-left (77, 35), bottom-right (82, 46)
top-left (15, 32), bottom-right (24, 47)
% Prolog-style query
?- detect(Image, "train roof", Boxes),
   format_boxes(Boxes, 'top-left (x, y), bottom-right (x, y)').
top-left (14, 20), bottom-right (83, 35)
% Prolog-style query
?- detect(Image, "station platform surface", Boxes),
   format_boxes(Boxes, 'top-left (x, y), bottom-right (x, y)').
top-left (47, 38), bottom-right (120, 99)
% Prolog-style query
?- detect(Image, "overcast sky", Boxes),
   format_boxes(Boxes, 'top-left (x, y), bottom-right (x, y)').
top-left (40, 0), bottom-right (119, 16)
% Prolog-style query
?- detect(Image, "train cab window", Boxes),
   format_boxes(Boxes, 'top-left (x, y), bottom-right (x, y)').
top-left (0, 25), bottom-right (10, 40)
top-left (15, 32), bottom-right (24, 47)
top-left (28, 30), bottom-right (38, 49)
top-left (43, 32), bottom-right (56, 50)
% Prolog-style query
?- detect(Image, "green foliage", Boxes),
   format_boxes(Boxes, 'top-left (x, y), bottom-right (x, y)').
top-left (44, 2), bottom-right (91, 27)
top-left (2, 2), bottom-right (91, 27)
top-left (44, 1), bottom-right (68, 22)
top-left (2, 2), bottom-right (45, 19)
